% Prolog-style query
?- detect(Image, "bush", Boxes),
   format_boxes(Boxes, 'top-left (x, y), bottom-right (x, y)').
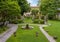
top-left (0, 26), bottom-right (8, 34)
top-left (17, 19), bottom-right (24, 23)
top-left (33, 19), bottom-right (44, 24)
top-left (33, 19), bottom-right (39, 23)
top-left (39, 20), bottom-right (44, 24)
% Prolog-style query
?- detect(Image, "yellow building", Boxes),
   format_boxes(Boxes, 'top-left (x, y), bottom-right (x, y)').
top-left (31, 6), bottom-right (39, 11)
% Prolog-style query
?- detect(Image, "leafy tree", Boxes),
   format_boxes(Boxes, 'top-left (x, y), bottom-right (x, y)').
top-left (0, 0), bottom-right (21, 25)
top-left (18, 0), bottom-right (31, 15)
top-left (40, 0), bottom-right (59, 24)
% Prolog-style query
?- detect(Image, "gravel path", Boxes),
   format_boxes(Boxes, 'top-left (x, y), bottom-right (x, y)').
top-left (0, 24), bottom-right (18, 42)
top-left (39, 25), bottom-right (56, 42)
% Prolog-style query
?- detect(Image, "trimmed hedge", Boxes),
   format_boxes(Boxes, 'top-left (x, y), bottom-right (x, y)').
top-left (33, 19), bottom-right (44, 24)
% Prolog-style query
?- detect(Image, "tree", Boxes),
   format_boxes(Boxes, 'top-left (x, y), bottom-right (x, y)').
top-left (18, 0), bottom-right (31, 15)
top-left (0, 0), bottom-right (21, 25)
top-left (40, 0), bottom-right (59, 24)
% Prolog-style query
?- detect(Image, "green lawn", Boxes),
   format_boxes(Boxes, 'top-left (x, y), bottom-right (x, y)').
top-left (0, 26), bottom-right (8, 34)
top-left (6, 25), bottom-right (48, 42)
top-left (44, 20), bottom-right (60, 42)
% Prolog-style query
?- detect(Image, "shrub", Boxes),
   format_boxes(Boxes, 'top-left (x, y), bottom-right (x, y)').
top-left (0, 26), bottom-right (8, 33)
top-left (33, 19), bottom-right (44, 24)
top-left (33, 19), bottom-right (39, 23)
top-left (39, 20), bottom-right (44, 24)
top-left (17, 19), bottom-right (24, 23)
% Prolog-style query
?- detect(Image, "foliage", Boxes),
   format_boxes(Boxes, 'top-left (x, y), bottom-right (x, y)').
top-left (18, 0), bottom-right (31, 15)
top-left (9, 19), bottom-right (23, 24)
top-left (0, 0), bottom-right (21, 24)
top-left (40, 0), bottom-right (60, 19)
top-left (0, 26), bottom-right (8, 34)
top-left (33, 19), bottom-right (44, 24)
top-left (39, 19), bottom-right (44, 24)
top-left (40, 0), bottom-right (59, 19)
top-left (33, 19), bottom-right (39, 23)
top-left (31, 9), bottom-right (39, 16)
top-left (57, 0), bottom-right (60, 8)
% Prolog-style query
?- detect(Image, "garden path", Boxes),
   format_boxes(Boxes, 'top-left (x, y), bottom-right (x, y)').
top-left (0, 24), bottom-right (18, 42)
top-left (39, 25), bottom-right (56, 42)
top-left (0, 24), bottom-right (56, 42)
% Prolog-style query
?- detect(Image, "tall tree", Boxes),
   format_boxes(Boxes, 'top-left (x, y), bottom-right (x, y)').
top-left (18, 0), bottom-right (31, 15)
top-left (40, 0), bottom-right (59, 24)
top-left (0, 0), bottom-right (21, 25)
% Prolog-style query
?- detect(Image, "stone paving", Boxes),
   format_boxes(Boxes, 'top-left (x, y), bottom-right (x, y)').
top-left (0, 24), bottom-right (18, 42)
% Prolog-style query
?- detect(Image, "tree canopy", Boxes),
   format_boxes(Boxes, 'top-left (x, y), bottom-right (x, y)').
top-left (0, 0), bottom-right (31, 25)
top-left (40, 0), bottom-right (59, 16)
top-left (18, 0), bottom-right (31, 15)
top-left (0, 0), bottom-right (21, 23)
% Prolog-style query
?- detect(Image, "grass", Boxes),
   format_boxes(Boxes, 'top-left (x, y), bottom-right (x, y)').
top-left (6, 25), bottom-right (49, 42)
top-left (0, 26), bottom-right (8, 34)
top-left (44, 20), bottom-right (60, 42)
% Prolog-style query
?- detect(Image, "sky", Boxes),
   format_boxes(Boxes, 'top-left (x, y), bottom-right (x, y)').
top-left (27, 0), bottom-right (39, 6)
